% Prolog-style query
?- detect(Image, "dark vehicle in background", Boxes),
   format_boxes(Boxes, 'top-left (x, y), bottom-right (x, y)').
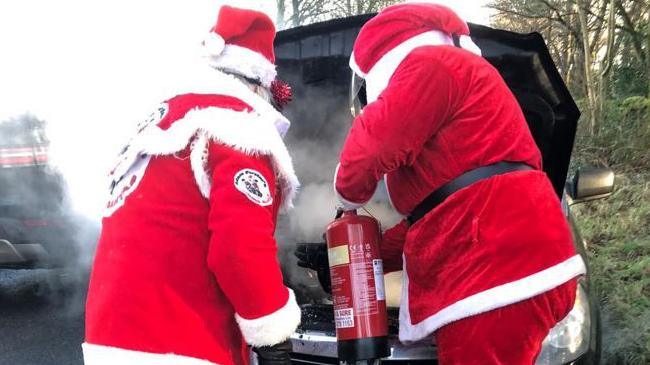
top-left (0, 116), bottom-right (75, 269)
top-left (265, 15), bottom-right (616, 365)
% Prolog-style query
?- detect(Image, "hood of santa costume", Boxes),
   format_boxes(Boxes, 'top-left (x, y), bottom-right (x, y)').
top-left (109, 1), bottom-right (300, 210)
top-left (348, 3), bottom-right (482, 103)
top-left (110, 61), bottom-right (299, 213)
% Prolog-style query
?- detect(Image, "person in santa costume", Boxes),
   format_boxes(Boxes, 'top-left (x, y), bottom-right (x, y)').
top-left (83, 2), bottom-right (301, 365)
top-left (332, 2), bottom-right (586, 364)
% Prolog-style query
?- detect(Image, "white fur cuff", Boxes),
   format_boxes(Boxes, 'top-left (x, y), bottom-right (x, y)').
top-left (235, 289), bottom-right (301, 347)
top-left (333, 163), bottom-right (369, 211)
top-left (336, 191), bottom-right (367, 211)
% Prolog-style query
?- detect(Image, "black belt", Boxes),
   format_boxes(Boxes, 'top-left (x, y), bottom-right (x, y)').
top-left (407, 162), bottom-right (534, 225)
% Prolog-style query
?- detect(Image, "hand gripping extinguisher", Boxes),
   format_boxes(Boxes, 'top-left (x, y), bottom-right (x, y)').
top-left (326, 210), bottom-right (389, 363)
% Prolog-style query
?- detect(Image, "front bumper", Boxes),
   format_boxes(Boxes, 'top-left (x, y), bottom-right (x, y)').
top-left (286, 331), bottom-right (597, 365)
top-left (273, 299), bottom-right (599, 365)
top-left (0, 240), bottom-right (49, 267)
top-left (290, 331), bottom-right (436, 364)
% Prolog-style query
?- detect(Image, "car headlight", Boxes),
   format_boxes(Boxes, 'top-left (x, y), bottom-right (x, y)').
top-left (535, 281), bottom-right (590, 364)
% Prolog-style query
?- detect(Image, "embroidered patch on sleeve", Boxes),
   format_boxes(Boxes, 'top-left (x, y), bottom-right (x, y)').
top-left (137, 102), bottom-right (169, 133)
top-left (234, 169), bottom-right (273, 206)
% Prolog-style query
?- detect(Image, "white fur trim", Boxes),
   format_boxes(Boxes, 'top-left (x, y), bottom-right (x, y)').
top-left (398, 254), bottom-right (587, 343)
top-left (165, 66), bottom-right (289, 137)
top-left (128, 67), bottom-right (296, 208)
top-left (349, 52), bottom-right (367, 78)
top-left (82, 343), bottom-right (218, 365)
top-left (133, 107), bottom-right (298, 211)
top-left (333, 163), bottom-right (368, 210)
top-left (205, 44), bottom-right (277, 88)
top-left (383, 174), bottom-right (401, 214)
top-left (235, 289), bottom-right (301, 347)
top-left (356, 30), bottom-right (482, 104)
top-left (459, 35), bottom-right (482, 55)
top-left (190, 132), bottom-right (211, 198)
top-left (217, 0), bottom-right (278, 25)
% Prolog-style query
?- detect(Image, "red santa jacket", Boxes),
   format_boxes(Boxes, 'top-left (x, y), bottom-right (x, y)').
top-left (83, 68), bottom-right (300, 365)
top-left (335, 45), bottom-right (586, 342)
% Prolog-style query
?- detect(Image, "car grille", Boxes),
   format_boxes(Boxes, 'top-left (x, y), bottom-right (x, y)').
top-left (290, 353), bottom-right (338, 365)
top-left (288, 305), bottom-right (438, 364)
top-left (298, 304), bottom-right (400, 334)
top-left (290, 352), bottom-right (437, 365)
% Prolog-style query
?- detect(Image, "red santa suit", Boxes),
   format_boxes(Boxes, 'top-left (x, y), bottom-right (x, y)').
top-left (84, 4), bottom-right (300, 365)
top-left (335, 3), bottom-right (585, 363)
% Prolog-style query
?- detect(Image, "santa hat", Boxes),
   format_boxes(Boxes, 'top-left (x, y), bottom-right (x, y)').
top-left (350, 2), bottom-right (482, 102)
top-left (203, 1), bottom-right (278, 88)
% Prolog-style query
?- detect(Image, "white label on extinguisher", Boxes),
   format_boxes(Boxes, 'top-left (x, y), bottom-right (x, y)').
top-left (334, 308), bottom-right (355, 329)
top-left (373, 259), bottom-right (386, 301)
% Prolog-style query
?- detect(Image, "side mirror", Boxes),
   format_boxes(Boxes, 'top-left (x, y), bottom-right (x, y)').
top-left (568, 167), bottom-right (615, 204)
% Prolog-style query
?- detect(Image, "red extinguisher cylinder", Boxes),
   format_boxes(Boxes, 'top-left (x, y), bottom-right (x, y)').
top-left (326, 210), bottom-right (389, 362)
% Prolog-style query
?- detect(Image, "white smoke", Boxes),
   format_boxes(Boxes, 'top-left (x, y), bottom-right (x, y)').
top-left (0, 0), bottom-right (222, 219)
top-left (0, 1), bottom-right (223, 310)
top-left (0, 0), bottom-right (411, 307)
top-left (273, 66), bottom-right (404, 303)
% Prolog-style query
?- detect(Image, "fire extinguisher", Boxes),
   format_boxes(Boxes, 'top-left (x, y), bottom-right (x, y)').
top-left (326, 209), bottom-right (389, 363)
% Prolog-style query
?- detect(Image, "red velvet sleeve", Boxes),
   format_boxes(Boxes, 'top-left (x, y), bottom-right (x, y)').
top-left (206, 143), bottom-right (299, 346)
top-left (381, 220), bottom-right (410, 273)
top-left (335, 52), bottom-right (460, 208)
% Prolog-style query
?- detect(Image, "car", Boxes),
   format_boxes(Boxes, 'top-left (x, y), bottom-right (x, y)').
top-left (254, 14), bottom-right (615, 365)
top-left (0, 115), bottom-right (76, 270)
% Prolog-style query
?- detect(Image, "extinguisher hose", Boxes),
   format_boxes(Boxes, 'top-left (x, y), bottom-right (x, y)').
top-left (361, 206), bottom-right (376, 219)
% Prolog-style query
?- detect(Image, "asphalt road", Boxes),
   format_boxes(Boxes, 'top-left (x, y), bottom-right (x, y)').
top-left (0, 269), bottom-right (87, 365)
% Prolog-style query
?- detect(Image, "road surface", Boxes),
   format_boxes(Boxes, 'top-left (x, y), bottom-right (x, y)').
top-left (0, 268), bottom-right (86, 365)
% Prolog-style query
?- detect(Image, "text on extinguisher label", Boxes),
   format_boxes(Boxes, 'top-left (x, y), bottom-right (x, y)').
top-left (373, 259), bottom-right (386, 301)
top-left (335, 308), bottom-right (355, 329)
top-left (349, 243), bottom-right (379, 316)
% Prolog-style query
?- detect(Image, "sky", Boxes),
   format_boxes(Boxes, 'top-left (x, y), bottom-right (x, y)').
top-left (0, 0), bottom-right (491, 217)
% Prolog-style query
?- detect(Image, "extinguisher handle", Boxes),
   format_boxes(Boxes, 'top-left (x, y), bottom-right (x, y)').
top-left (335, 208), bottom-right (345, 219)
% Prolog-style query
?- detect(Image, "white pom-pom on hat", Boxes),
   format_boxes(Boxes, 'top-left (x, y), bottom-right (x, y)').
top-left (202, 33), bottom-right (226, 57)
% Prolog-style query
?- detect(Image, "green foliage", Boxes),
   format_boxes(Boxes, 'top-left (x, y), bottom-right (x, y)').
top-left (620, 96), bottom-right (650, 115)
top-left (573, 97), bottom-right (650, 171)
top-left (574, 174), bottom-right (650, 365)
top-left (612, 64), bottom-right (649, 98)
top-left (572, 97), bottom-right (650, 364)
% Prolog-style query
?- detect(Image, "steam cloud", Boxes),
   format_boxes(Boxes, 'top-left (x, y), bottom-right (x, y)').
top-left (0, 65), bottom-right (404, 310)
top-left (275, 69), bottom-right (402, 303)
top-left (0, 115), bottom-right (100, 315)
